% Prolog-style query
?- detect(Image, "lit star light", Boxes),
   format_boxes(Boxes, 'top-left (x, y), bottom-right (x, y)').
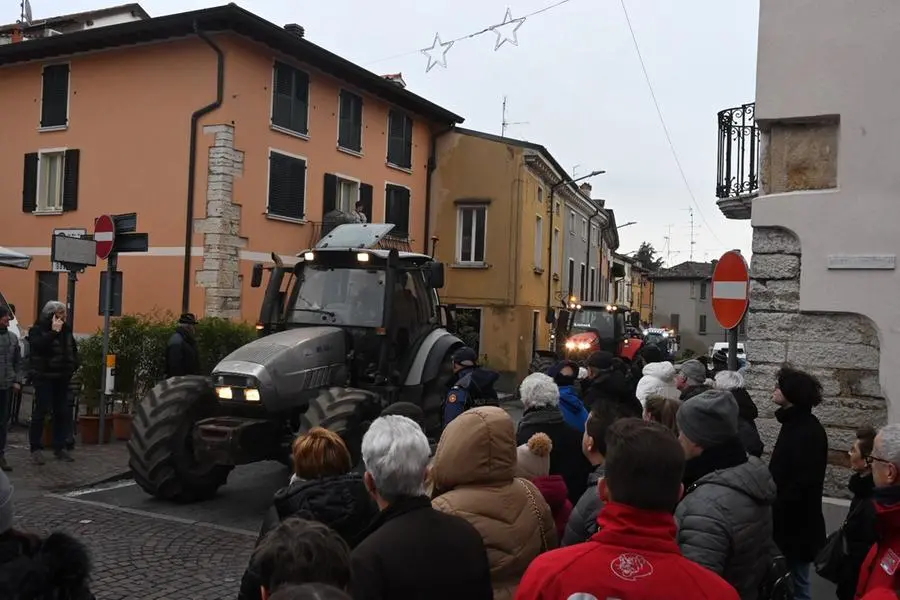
top-left (491, 8), bottom-right (526, 51)
top-left (421, 33), bottom-right (454, 73)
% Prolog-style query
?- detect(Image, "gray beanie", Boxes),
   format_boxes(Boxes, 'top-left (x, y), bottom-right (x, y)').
top-left (677, 360), bottom-right (708, 384)
top-left (676, 389), bottom-right (739, 448)
top-left (0, 471), bottom-right (13, 534)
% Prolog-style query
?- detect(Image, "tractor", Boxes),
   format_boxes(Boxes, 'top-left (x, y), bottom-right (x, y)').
top-left (127, 224), bottom-right (464, 502)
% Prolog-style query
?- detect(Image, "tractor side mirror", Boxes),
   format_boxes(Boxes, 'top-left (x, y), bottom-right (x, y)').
top-left (426, 262), bottom-right (445, 289)
top-left (250, 263), bottom-right (264, 288)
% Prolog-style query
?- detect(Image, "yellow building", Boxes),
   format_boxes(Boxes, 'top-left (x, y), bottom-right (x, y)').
top-left (429, 128), bottom-right (589, 386)
top-left (631, 265), bottom-right (655, 325)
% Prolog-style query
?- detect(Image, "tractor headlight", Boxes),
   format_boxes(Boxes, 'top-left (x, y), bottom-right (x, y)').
top-left (215, 386), bottom-right (233, 400)
top-left (244, 388), bottom-right (260, 402)
top-left (577, 342), bottom-right (591, 350)
top-left (357, 252), bottom-right (370, 262)
top-left (303, 252), bottom-right (315, 261)
top-left (565, 340), bottom-right (576, 350)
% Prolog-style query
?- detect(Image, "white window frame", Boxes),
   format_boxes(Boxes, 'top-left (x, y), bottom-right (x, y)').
top-left (580, 262), bottom-right (587, 298)
top-left (590, 267), bottom-right (596, 301)
top-left (591, 225), bottom-right (598, 247)
top-left (581, 217), bottom-right (588, 241)
top-left (534, 214), bottom-right (544, 269)
top-left (554, 200), bottom-right (560, 216)
top-left (265, 147), bottom-right (309, 223)
top-left (36, 147), bottom-right (67, 213)
top-left (334, 173), bottom-right (361, 212)
top-left (456, 204), bottom-right (487, 264)
top-left (537, 185), bottom-right (544, 204)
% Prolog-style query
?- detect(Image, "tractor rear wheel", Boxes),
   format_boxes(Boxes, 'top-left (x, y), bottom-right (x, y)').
top-left (529, 353), bottom-right (558, 375)
top-left (128, 376), bottom-right (233, 503)
top-left (299, 387), bottom-right (384, 466)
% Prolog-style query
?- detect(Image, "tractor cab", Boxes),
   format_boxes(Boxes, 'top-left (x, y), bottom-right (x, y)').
top-left (565, 302), bottom-right (643, 362)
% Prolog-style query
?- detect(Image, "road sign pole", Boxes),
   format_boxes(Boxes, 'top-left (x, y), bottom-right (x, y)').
top-left (98, 253), bottom-right (116, 445)
top-left (66, 269), bottom-right (78, 333)
top-left (727, 325), bottom-right (739, 371)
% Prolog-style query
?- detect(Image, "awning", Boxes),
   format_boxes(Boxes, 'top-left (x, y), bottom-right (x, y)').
top-left (0, 247), bottom-right (32, 269)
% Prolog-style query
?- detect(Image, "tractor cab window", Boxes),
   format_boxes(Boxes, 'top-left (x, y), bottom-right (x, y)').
top-left (290, 266), bottom-right (385, 328)
top-left (571, 308), bottom-right (615, 340)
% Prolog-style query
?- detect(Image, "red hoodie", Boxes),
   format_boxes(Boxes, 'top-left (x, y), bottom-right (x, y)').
top-left (515, 502), bottom-right (739, 600)
top-left (857, 501), bottom-right (900, 597)
top-left (531, 475), bottom-right (573, 541)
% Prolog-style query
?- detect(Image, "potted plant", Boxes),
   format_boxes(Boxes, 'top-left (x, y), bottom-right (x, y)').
top-left (74, 335), bottom-right (112, 445)
top-left (112, 396), bottom-right (133, 441)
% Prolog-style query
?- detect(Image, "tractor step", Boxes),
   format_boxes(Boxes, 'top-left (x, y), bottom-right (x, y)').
top-left (192, 417), bottom-right (280, 466)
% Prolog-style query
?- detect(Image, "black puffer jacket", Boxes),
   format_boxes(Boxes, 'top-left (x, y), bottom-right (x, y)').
top-left (239, 473), bottom-right (378, 600)
top-left (731, 388), bottom-right (764, 458)
top-left (28, 318), bottom-right (78, 381)
top-left (561, 463), bottom-right (605, 546)
top-left (0, 530), bottom-right (95, 599)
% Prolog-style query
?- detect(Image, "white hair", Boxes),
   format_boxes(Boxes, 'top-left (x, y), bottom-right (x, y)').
top-left (41, 300), bottom-right (66, 319)
top-left (361, 415), bottom-right (430, 502)
top-left (878, 424), bottom-right (900, 467)
top-left (519, 372), bottom-right (560, 410)
top-left (715, 370), bottom-right (744, 391)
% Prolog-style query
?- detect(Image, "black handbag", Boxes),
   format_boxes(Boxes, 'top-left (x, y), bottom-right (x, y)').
top-left (760, 554), bottom-right (795, 600)
top-left (815, 500), bottom-right (864, 583)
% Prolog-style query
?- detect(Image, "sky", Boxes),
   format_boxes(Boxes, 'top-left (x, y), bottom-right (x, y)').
top-left (17, 0), bottom-right (759, 266)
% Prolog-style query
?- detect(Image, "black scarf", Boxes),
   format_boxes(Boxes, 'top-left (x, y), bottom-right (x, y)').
top-left (683, 437), bottom-right (748, 491)
top-left (872, 484), bottom-right (900, 507)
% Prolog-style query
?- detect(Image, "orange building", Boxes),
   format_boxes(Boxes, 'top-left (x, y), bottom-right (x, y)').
top-left (0, 4), bottom-right (462, 332)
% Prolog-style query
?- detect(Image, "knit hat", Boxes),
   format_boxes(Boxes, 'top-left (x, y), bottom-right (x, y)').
top-left (380, 402), bottom-right (426, 433)
top-left (516, 433), bottom-right (553, 479)
top-left (0, 471), bottom-right (13, 534)
top-left (677, 359), bottom-right (707, 384)
top-left (587, 351), bottom-right (615, 372)
top-left (676, 389), bottom-right (739, 449)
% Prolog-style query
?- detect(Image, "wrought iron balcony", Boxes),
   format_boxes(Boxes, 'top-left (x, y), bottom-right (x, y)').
top-left (306, 217), bottom-right (411, 251)
top-left (716, 103), bottom-right (760, 200)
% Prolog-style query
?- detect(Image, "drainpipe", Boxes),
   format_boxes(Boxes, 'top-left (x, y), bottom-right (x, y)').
top-left (424, 125), bottom-right (455, 255)
top-left (585, 203), bottom-right (601, 301)
top-left (181, 22), bottom-right (225, 314)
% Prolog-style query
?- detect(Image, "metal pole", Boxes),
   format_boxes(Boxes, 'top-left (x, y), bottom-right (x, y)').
top-left (727, 325), bottom-right (739, 371)
top-left (66, 269), bottom-right (77, 333)
top-left (99, 254), bottom-right (116, 444)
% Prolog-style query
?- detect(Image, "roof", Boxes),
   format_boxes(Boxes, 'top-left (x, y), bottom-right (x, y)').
top-left (0, 3), bottom-right (150, 33)
top-left (0, 3), bottom-right (463, 124)
top-left (651, 261), bottom-right (714, 281)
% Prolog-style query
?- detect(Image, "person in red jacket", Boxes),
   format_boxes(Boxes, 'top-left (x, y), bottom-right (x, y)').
top-left (855, 424), bottom-right (900, 598)
top-left (516, 432), bottom-right (572, 540)
top-left (515, 418), bottom-right (739, 600)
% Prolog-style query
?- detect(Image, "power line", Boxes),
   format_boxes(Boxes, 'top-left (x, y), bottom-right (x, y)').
top-left (618, 0), bottom-right (726, 248)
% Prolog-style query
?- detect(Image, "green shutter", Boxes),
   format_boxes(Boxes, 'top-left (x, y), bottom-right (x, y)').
top-left (62, 149), bottom-right (80, 212)
top-left (22, 153), bottom-right (38, 213)
top-left (323, 173), bottom-right (338, 214)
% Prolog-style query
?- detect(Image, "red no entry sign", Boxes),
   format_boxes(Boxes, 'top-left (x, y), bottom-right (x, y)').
top-left (712, 250), bottom-right (750, 330)
top-left (94, 214), bottom-right (116, 260)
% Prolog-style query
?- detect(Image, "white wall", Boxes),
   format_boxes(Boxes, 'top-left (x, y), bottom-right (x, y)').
top-left (753, 0), bottom-right (900, 415)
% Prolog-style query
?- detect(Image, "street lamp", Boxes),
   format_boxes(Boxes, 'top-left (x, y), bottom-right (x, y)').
top-left (617, 221), bottom-right (637, 230)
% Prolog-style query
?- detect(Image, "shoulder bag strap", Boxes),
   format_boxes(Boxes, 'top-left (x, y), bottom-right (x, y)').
top-left (518, 478), bottom-right (548, 552)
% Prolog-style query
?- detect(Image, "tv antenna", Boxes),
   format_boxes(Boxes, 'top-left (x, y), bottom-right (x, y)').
top-left (680, 207), bottom-right (697, 261)
top-left (501, 95), bottom-right (528, 137)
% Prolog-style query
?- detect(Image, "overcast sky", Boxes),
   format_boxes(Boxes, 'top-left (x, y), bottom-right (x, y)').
top-left (21, 0), bottom-right (758, 266)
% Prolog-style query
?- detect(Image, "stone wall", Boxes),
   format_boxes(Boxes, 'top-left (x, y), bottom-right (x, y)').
top-left (194, 125), bottom-right (246, 319)
top-left (745, 226), bottom-right (885, 498)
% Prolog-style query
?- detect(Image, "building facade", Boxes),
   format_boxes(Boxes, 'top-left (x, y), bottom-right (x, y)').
top-left (561, 182), bottom-right (606, 303)
top-left (599, 210), bottom-right (620, 303)
top-left (630, 264), bottom-right (654, 325)
top-left (0, 4), bottom-right (461, 332)
top-left (716, 0), bottom-right (891, 495)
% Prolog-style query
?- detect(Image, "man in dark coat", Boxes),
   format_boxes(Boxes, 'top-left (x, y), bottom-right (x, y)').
top-left (350, 415), bottom-right (493, 600)
top-left (581, 351), bottom-right (642, 417)
top-left (165, 313), bottom-right (201, 378)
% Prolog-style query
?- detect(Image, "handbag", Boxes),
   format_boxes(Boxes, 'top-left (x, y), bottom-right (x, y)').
top-left (760, 554), bottom-right (795, 600)
top-left (815, 500), bottom-right (865, 582)
top-left (518, 478), bottom-right (548, 552)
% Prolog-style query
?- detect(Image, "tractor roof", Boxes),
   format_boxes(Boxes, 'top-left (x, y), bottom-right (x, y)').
top-left (302, 224), bottom-right (432, 262)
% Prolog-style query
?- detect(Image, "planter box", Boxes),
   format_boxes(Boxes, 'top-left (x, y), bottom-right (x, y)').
top-left (113, 413), bottom-right (133, 441)
top-left (78, 416), bottom-right (114, 445)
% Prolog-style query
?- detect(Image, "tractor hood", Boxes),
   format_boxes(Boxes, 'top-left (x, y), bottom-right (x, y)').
top-left (212, 327), bottom-right (347, 412)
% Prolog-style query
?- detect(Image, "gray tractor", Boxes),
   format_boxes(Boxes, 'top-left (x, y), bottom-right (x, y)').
top-left (127, 224), bottom-right (463, 502)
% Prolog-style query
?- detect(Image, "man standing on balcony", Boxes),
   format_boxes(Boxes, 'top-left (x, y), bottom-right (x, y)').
top-left (350, 200), bottom-right (368, 224)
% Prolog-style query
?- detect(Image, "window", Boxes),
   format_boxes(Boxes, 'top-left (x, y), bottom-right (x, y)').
top-left (40, 64), bottom-right (69, 129)
top-left (385, 184), bottom-right (410, 237)
top-left (22, 149), bottom-right (80, 213)
top-left (670, 313), bottom-right (680, 330)
top-left (569, 212), bottom-right (575, 234)
top-left (699, 314), bottom-right (708, 335)
top-left (552, 229), bottom-right (560, 274)
top-left (339, 178), bottom-right (359, 212)
top-left (591, 226), bottom-right (598, 247)
top-left (581, 218), bottom-right (588, 240)
top-left (690, 281), bottom-right (696, 299)
top-left (537, 186), bottom-right (544, 204)
top-left (267, 150), bottom-right (307, 220)
top-left (534, 215), bottom-right (543, 269)
top-left (387, 110), bottom-right (413, 169)
top-left (580, 263), bottom-right (586, 298)
top-left (554, 201), bottom-right (560, 216)
top-left (457, 205), bottom-right (486, 264)
top-left (271, 61), bottom-right (309, 136)
top-left (590, 267), bottom-right (596, 301)
top-left (36, 271), bottom-right (59, 316)
top-left (700, 282), bottom-right (708, 300)
top-left (567, 259), bottom-right (575, 296)
top-left (338, 90), bottom-right (363, 152)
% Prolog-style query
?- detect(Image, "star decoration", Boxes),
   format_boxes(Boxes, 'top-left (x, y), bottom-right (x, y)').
top-left (421, 32), bottom-right (454, 73)
top-left (491, 8), bottom-right (526, 51)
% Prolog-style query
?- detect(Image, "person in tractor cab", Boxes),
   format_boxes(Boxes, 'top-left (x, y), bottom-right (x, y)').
top-left (441, 347), bottom-right (500, 428)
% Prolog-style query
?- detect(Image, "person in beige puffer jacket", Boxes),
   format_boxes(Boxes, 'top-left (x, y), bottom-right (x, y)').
top-left (431, 406), bottom-right (558, 599)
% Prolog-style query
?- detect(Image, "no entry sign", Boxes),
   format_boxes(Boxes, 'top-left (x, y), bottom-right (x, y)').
top-left (94, 214), bottom-right (116, 260)
top-left (712, 250), bottom-right (750, 330)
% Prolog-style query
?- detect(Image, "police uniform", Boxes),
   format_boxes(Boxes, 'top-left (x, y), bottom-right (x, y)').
top-left (442, 347), bottom-right (480, 428)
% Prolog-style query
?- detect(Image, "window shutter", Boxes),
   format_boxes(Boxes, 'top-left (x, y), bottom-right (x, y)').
top-left (359, 183), bottom-right (373, 222)
top-left (323, 173), bottom-right (338, 215)
top-left (22, 153), bottom-right (38, 213)
top-left (291, 70), bottom-right (309, 134)
top-left (403, 116), bottom-right (413, 168)
top-left (40, 64), bottom-right (69, 128)
top-left (386, 185), bottom-right (410, 236)
top-left (62, 149), bottom-right (80, 212)
top-left (268, 152), bottom-right (306, 220)
top-left (289, 158), bottom-right (307, 219)
top-left (272, 62), bottom-right (292, 127)
top-left (387, 110), bottom-right (403, 164)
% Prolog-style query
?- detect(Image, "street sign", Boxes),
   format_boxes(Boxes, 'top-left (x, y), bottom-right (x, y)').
top-left (51, 228), bottom-right (87, 272)
top-left (94, 214), bottom-right (115, 260)
top-left (51, 234), bottom-right (97, 270)
top-left (712, 250), bottom-right (750, 330)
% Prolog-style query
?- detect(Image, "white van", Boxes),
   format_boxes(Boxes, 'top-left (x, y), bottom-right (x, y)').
top-left (710, 341), bottom-right (747, 362)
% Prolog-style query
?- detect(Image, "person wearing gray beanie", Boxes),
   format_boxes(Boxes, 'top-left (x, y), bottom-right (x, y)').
top-left (674, 389), bottom-right (777, 598)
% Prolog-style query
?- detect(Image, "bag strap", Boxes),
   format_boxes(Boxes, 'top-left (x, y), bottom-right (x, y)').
top-left (518, 478), bottom-right (548, 552)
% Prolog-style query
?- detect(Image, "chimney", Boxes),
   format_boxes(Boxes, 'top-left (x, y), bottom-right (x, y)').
top-left (382, 73), bottom-right (407, 89)
top-left (579, 182), bottom-right (592, 196)
top-left (284, 23), bottom-right (304, 39)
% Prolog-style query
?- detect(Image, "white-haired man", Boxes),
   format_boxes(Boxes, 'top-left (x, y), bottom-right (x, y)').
top-left (349, 415), bottom-right (492, 600)
top-left (516, 372), bottom-right (592, 504)
top-left (855, 423), bottom-right (900, 596)
top-left (714, 370), bottom-right (763, 458)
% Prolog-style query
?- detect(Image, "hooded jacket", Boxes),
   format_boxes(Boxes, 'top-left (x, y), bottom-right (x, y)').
top-left (635, 362), bottom-right (679, 407)
top-left (28, 307), bottom-right (78, 381)
top-left (561, 463), bottom-right (605, 547)
top-left (854, 486), bottom-right (900, 598)
top-left (0, 530), bottom-right (95, 599)
top-left (675, 455), bottom-right (777, 600)
top-left (432, 406), bottom-right (558, 600)
top-left (545, 362), bottom-right (588, 432)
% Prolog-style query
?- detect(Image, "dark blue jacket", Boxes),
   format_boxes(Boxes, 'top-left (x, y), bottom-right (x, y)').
top-left (441, 367), bottom-right (500, 427)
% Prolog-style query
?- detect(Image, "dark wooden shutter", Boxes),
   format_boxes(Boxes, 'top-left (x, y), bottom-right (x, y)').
top-left (338, 91), bottom-right (362, 151)
top-left (62, 149), bottom-right (80, 212)
top-left (323, 173), bottom-right (338, 214)
top-left (288, 157), bottom-right (307, 219)
top-left (387, 110), bottom-right (403, 164)
top-left (386, 185), bottom-right (410, 236)
top-left (359, 183), bottom-right (373, 222)
top-left (291, 69), bottom-right (309, 134)
top-left (402, 115), bottom-right (413, 168)
top-left (267, 152), bottom-right (306, 220)
top-left (22, 153), bottom-right (38, 213)
top-left (40, 64), bottom-right (69, 128)
top-left (271, 62), bottom-right (293, 129)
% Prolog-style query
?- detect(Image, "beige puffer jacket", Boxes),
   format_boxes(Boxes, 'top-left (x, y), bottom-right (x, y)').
top-left (431, 406), bottom-right (558, 600)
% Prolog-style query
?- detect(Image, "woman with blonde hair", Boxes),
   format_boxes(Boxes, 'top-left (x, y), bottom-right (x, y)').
top-left (643, 395), bottom-right (682, 435)
top-left (239, 428), bottom-right (378, 600)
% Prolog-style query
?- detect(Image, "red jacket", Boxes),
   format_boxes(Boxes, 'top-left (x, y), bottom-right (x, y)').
top-left (515, 502), bottom-right (739, 600)
top-left (857, 501), bottom-right (900, 597)
top-left (532, 475), bottom-right (573, 541)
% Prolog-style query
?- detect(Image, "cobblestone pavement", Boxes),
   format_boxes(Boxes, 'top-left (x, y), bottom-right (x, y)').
top-left (17, 494), bottom-right (255, 600)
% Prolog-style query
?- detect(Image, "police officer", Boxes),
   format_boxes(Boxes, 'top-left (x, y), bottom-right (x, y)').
top-left (441, 346), bottom-right (499, 428)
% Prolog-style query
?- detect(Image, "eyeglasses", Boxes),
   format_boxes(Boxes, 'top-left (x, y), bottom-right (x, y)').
top-left (865, 454), bottom-right (892, 467)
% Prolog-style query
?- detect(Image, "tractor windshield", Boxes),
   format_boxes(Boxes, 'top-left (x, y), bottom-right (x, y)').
top-left (571, 308), bottom-right (615, 339)
top-left (289, 266), bottom-right (385, 328)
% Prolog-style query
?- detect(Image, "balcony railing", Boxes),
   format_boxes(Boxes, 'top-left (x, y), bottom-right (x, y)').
top-left (306, 218), bottom-right (411, 252)
top-left (716, 102), bottom-right (760, 199)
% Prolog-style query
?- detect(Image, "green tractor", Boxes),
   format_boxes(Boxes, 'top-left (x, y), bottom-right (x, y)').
top-left (127, 224), bottom-right (463, 502)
